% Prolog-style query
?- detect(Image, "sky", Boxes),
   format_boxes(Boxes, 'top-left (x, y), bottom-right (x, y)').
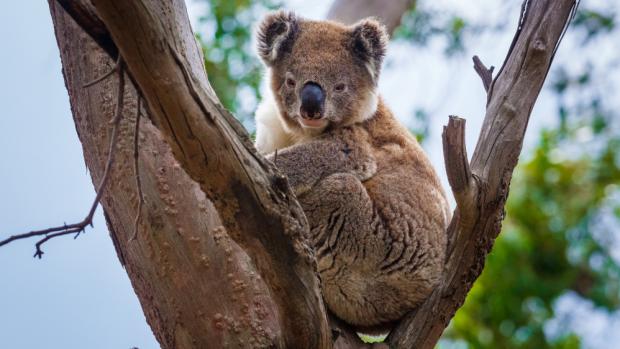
top-left (0, 2), bottom-right (158, 349)
top-left (0, 1), bottom-right (617, 349)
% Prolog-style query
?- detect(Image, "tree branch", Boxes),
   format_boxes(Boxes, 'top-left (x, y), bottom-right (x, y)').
top-left (55, 0), bottom-right (117, 59)
top-left (472, 55), bottom-right (494, 93)
top-left (49, 2), bottom-right (288, 345)
top-left (88, 1), bottom-right (330, 348)
top-left (442, 116), bottom-right (477, 235)
top-left (388, 1), bottom-right (579, 347)
top-left (326, 0), bottom-right (415, 35)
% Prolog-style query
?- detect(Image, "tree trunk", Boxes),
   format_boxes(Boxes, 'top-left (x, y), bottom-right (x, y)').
top-left (48, 4), bottom-right (288, 349)
top-left (326, 0), bottom-right (414, 35)
top-left (45, 0), bottom-right (577, 348)
top-left (48, 1), bottom-right (330, 348)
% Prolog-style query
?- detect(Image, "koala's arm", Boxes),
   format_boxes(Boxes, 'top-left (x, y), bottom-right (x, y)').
top-left (267, 140), bottom-right (376, 196)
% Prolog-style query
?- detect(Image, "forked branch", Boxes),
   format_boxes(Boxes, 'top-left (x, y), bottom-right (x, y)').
top-left (90, 1), bottom-right (331, 348)
top-left (388, 1), bottom-right (579, 348)
top-left (25, 0), bottom-right (577, 348)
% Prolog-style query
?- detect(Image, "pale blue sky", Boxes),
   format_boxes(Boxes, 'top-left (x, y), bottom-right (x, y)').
top-left (0, 2), bottom-right (158, 349)
top-left (1, 1), bottom-right (618, 348)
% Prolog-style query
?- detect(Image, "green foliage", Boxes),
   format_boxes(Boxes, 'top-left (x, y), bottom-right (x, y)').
top-left (409, 108), bottom-right (430, 143)
top-left (446, 122), bottom-right (620, 348)
top-left (444, 4), bottom-right (620, 347)
top-left (573, 9), bottom-right (615, 44)
top-left (195, 0), bottom-right (280, 125)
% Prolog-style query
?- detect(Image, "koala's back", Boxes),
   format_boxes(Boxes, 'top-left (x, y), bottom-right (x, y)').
top-left (300, 100), bottom-right (450, 328)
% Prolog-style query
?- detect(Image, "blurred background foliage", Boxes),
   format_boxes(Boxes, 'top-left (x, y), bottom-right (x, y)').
top-left (442, 3), bottom-right (620, 348)
top-left (194, 0), bottom-right (281, 129)
top-left (193, 0), bottom-right (619, 347)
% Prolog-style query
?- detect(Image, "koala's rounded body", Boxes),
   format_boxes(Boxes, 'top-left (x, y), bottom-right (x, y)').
top-left (255, 11), bottom-right (450, 328)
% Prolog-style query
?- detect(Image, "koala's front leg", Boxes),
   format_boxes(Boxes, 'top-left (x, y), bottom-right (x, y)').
top-left (267, 140), bottom-right (376, 196)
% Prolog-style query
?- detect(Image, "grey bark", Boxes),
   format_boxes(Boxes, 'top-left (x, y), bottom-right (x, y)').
top-left (389, 1), bottom-right (578, 347)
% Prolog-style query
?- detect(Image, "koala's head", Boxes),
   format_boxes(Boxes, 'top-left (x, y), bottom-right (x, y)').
top-left (256, 11), bottom-right (388, 134)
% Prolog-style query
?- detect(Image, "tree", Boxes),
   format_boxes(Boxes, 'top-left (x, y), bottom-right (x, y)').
top-left (443, 4), bottom-right (620, 347)
top-left (1, 0), bottom-right (578, 348)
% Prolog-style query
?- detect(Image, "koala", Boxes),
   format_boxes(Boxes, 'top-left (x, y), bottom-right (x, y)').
top-left (254, 11), bottom-right (451, 329)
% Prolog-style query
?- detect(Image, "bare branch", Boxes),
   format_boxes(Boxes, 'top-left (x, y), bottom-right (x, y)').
top-left (472, 56), bottom-right (494, 93)
top-left (0, 58), bottom-right (126, 257)
top-left (442, 117), bottom-right (471, 195)
top-left (389, 1), bottom-right (579, 347)
top-left (83, 62), bottom-right (118, 87)
top-left (442, 116), bottom-right (477, 233)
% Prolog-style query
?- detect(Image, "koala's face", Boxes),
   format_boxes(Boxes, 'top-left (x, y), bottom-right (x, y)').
top-left (256, 11), bottom-right (388, 133)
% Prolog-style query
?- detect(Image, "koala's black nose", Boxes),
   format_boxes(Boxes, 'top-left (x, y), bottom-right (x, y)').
top-left (300, 82), bottom-right (325, 119)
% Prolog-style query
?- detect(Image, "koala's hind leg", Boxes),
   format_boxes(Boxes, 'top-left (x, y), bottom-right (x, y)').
top-left (298, 173), bottom-right (400, 326)
top-left (299, 173), bottom-right (374, 267)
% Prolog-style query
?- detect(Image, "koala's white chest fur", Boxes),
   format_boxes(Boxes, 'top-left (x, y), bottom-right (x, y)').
top-left (254, 84), bottom-right (380, 155)
top-left (254, 93), bottom-right (318, 154)
top-left (254, 95), bottom-right (293, 154)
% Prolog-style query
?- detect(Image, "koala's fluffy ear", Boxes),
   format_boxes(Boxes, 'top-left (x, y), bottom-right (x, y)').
top-left (256, 10), bottom-right (299, 66)
top-left (350, 18), bottom-right (389, 82)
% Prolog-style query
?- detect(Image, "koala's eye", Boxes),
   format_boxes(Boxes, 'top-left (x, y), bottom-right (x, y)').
top-left (334, 83), bottom-right (346, 92)
top-left (285, 77), bottom-right (296, 88)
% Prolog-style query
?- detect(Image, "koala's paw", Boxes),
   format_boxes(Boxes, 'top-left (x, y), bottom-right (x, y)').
top-left (280, 180), bottom-right (312, 197)
top-left (352, 157), bottom-right (377, 181)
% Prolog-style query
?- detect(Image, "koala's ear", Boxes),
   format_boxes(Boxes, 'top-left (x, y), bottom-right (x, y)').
top-left (256, 10), bottom-right (299, 66)
top-left (349, 18), bottom-right (389, 81)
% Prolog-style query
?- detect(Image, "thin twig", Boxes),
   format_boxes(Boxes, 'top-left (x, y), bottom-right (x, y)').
top-left (0, 58), bottom-right (126, 258)
top-left (83, 55), bottom-right (122, 87)
top-left (129, 95), bottom-right (144, 242)
top-left (472, 55), bottom-right (494, 93)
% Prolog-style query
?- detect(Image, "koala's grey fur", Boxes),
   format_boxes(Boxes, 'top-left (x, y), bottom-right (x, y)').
top-left (254, 11), bottom-right (451, 329)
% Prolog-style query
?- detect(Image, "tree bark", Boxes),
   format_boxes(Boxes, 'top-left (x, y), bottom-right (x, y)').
top-left (44, 0), bottom-right (577, 348)
top-left (388, 1), bottom-right (578, 347)
top-left (48, 4), bottom-right (287, 348)
top-left (48, 1), bottom-right (330, 348)
top-left (87, 2), bottom-right (331, 347)
top-left (326, 0), bottom-right (414, 35)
